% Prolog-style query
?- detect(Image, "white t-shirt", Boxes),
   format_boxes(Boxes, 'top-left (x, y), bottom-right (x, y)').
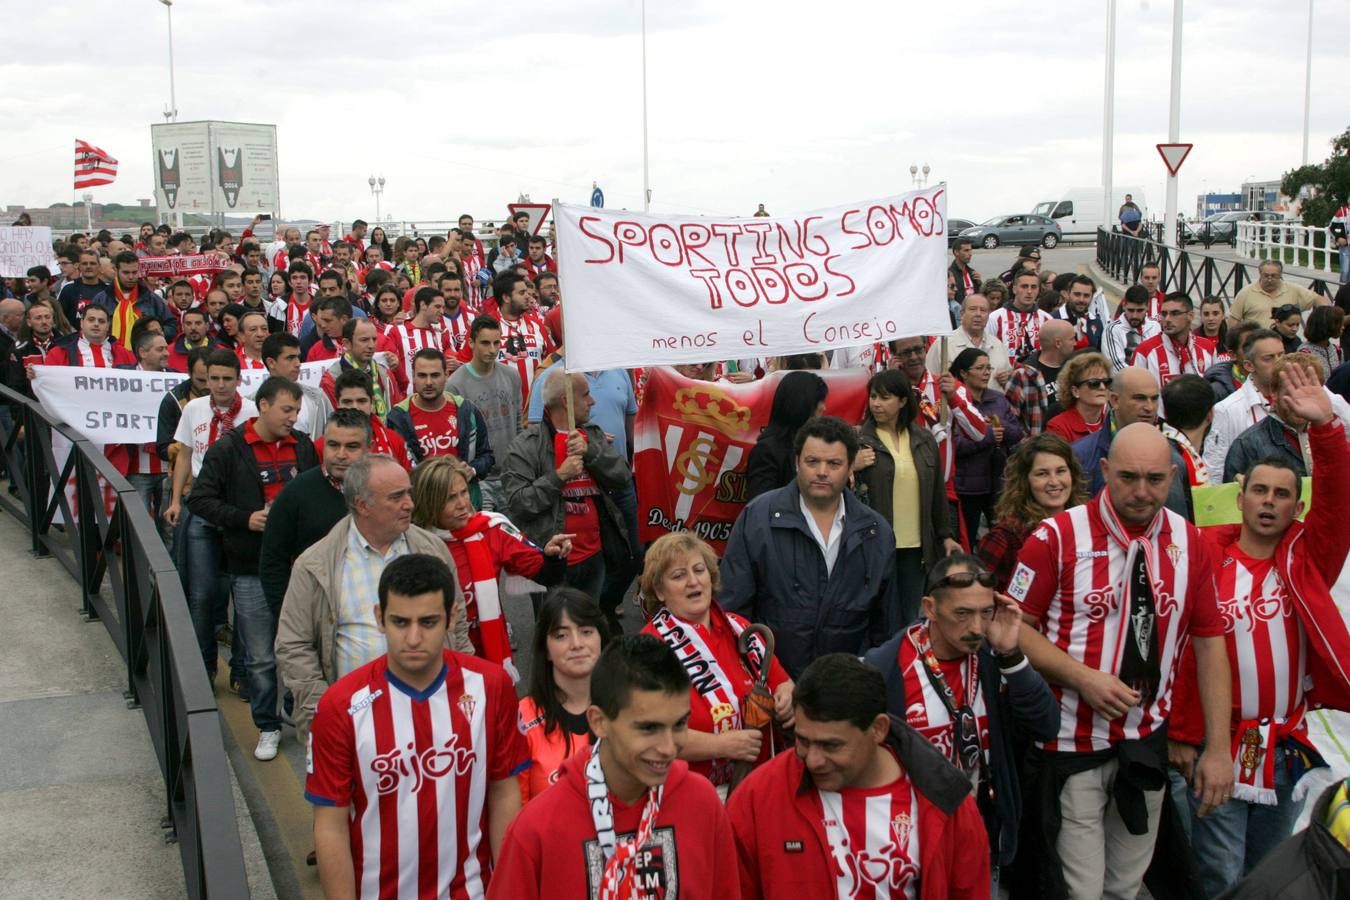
top-left (173, 394), bottom-right (258, 477)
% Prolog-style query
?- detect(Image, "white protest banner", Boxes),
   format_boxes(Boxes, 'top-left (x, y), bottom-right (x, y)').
top-left (556, 186), bottom-right (951, 372)
top-left (0, 226), bottom-right (58, 277)
top-left (32, 366), bottom-right (187, 446)
top-left (239, 359), bottom-right (330, 395)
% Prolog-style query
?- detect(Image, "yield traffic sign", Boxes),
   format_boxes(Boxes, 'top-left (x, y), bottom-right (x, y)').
top-left (1156, 143), bottom-right (1193, 177)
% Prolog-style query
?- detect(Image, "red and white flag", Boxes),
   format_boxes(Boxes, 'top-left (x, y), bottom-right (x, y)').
top-left (74, 139), bottom-right (118, 189)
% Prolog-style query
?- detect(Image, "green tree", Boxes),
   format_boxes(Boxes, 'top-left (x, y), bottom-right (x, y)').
top-left (1283, 126), bottom-right (1350, 226)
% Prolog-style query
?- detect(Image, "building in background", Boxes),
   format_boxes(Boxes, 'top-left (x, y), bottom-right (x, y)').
top-left (1195, 192), bottom-right (1242, 219)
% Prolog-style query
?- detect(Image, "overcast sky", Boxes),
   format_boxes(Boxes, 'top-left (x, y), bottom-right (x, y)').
top-left (4, 0), bottom-right (1346, 225)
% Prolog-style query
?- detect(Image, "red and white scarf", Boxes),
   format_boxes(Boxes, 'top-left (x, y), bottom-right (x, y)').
top-left (587, 741), bottom-right (663, 900)
top-left (1154, 332), bottom-right (1207, 382)
top-left (650, 605), bottom-right (765, 787)
top-left (209, 393), bottom-right (243, 444)
top-left (1161, 423), bottom-right (1209, 485)
top-left (439, 512), bottom-right (527, 683)
top-left (1231, 713), bottom-right (1307, 806)
top-left (76, 338), bottom-right (111, 367)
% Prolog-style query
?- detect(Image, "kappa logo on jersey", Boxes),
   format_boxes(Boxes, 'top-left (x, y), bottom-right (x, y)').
top-left (369, 736), bottom-right (476, 795)
top-left (584, 826), bottom-right (678, 899)
top-left (1008, 563), bottom-right (1036, 602)
top-left (347, 687), bottom-right (384, 716)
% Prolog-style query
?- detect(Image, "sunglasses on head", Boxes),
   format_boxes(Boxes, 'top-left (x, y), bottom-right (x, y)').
top-left (928, 569), bottom-right (998, 593)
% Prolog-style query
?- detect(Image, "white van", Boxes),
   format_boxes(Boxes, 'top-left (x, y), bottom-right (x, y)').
top-left (1032, 186), bottom-right (1148, 240)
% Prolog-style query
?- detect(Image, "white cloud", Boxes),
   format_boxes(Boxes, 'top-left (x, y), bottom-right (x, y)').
top-left (3, 0), bottom-right (1345, 225)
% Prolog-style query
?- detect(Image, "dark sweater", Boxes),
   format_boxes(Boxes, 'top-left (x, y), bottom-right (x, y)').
top-left (258, 466), bottom-right (348, 610)
top-left (186, 424), bottom-right (319, 576)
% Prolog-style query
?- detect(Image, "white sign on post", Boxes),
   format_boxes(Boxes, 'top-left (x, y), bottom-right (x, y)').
top-left (0, 226), bottom-right (58, 277)
top-left (555, 187), bottom-right (951, 372)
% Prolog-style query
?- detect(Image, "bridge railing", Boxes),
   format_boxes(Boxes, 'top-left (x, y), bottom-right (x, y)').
top-left (0, 385), bottom-right (250, 900)
top-left (1095, 228), bottom-right (1338, 307)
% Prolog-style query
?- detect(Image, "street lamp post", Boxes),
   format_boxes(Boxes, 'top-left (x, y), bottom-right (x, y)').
top-left (1301, 0), bottom-right (1314, 165)
top-left (909, 163), bottom-right (931, 189)
top-left (82, 193), bottom-right (94, 233)
top-left (158, 0), bottom-right (177, 122)
top-left (368, 175), bottom-right (385, 224)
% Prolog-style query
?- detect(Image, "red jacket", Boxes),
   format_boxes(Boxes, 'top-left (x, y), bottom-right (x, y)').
top-left (1171, 419), bottom-right (1350, 745)
top-left (726, 716), bottom-right (989, 900)
top-left (488, 756), bottom-right (740, 900)
top-left (46, 337), bottom-right (136, 368)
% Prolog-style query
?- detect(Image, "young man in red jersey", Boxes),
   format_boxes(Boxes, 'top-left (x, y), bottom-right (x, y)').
top-left (47, 303), bottom-right (135, 367)
top-left (308, 552), bottom-right (530, 900)
top-left (728, 652), bottom-right (989, 899)
top-left (1130, 292), bottom-right (1217, 414)
top-left (1169, 360), bottom-right (1350, 897)
top-left (489, 634), bottom-right (739, 900)
top-left (388, 286), bottom-right (450, 390)
top-left (386, 348), bottom-right (493, 480)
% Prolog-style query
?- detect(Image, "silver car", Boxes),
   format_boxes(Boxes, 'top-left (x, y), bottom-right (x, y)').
top-left (960, 214), bottom-right (1062, 250)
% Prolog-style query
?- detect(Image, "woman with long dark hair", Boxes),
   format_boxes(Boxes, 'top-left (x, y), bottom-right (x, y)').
top-left (518, 587), bottom-right (610, 803)
top-left (744, 370), bottom-right (828, 500)
top-left (977, 432), bottom-right (1088, 590)
top-left (369, 226), bottom-right (393, 263)
top-left (852, 367), bottom-right (954, 633)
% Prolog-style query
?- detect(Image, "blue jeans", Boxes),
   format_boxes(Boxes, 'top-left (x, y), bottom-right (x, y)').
top-left (229, 575), bottom-right (281, 733)
top-left (1187, 745), bottom-right (1305, 898)
top-left (1339, 243), bottom-right (1350, 285)
top-left (184, 509), bottom-right (231, 676)
top-left (126, 472), bottom-right (168, 545)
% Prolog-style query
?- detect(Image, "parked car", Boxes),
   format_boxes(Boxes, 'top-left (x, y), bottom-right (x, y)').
top-left (960, 214), bottom-right (1062, 249)
top-left (1182, 210), bottom-right (1287, 245)
top-left (947, 219), bottom-right (976, 247)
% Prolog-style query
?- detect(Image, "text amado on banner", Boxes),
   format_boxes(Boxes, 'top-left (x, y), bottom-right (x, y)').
top-left (555, 186), bottom-right (950, 372)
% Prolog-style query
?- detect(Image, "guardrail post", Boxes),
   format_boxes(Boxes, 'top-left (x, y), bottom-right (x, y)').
top-left (74, 454), bottom-right (102, 621)
top-left (22, 406), bottom-right (47, 557)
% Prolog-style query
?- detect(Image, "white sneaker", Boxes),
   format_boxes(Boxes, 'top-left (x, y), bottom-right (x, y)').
top-left (254, 730), bottom-right (282, 761)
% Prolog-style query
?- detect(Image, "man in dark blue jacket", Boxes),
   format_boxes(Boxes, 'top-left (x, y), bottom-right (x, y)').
top-left (97, 250), bottom-right (179, 343)
top-left (720, 415), bottom-right (896, 677)
top-left (864, 552), bottom-right (1059, 888)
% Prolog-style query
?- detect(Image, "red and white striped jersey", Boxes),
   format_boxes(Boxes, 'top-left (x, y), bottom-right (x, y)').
top-left (387, 321), bottom-right (449, 385)
top-left (305, 650), bottom-right (531, 900)
top-left (460, 256), bottom-right (485, 308)
top-left (987, 307), bottom-right (1052, 363)
top-left (236, 347), bottom-right (267, 371)
top-left (494, 314), bottom-right (554, 408)
top-left (358, 260), bottom-right (394, 286)
top-left (1010, 494), bottom-right (1223, 753)
top-left (282, 296), bottom-right (313, 337)
top-left (912, 370), bottom-right (987, 484)
top-left (816, 770), bottom-right (921, 900)
top-left (897, 633), bottom-right (990, 768)
top-left (1217, 546), bottom-right (1307, 725)
top-left (1131, 332), bottom-right (1217, 392)
top-left (76, 337), bottom-right (116, 367)
top-left (441, 304), bottom-right (478, 355)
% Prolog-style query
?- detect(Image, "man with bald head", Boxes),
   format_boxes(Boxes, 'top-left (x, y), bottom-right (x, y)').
top-left (1005, 318), bottom-right (1077, 434)
top-left (1009, 421), bottom-right (1233, 900)
top-left (1069, 366), bottom-right (1191, 518)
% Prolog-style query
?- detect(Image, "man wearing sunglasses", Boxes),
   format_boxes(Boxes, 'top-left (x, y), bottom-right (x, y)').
top-left (864, 553), bottom-right (1058, 893)
top-left (1011, 423), bottom-right (1234, 900)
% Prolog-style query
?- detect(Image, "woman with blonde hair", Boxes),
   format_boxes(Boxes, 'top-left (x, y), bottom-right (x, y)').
top-left (638, 532), bottom-right (794, 796)
top-left (977, 433), bottom-right (1089, 590)
top-left (1045, 351), bottom-right (1112, 444)
top-left (410, 456), bottom-right (572, 681)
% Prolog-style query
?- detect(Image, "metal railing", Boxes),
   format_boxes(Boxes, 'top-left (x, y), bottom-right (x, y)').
top-left (0, 385), bottom-right (250, 899)
top-left (1095, 228), bottom-right (1338, 306)
top-left (1235, 220), bottom-right (1342, 277)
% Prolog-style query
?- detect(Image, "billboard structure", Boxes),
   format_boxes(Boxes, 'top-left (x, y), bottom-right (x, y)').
top-left (150, 121), bottom-right (280, 222)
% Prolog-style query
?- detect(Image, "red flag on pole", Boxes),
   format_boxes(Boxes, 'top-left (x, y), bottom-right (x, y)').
top-left (74, 139), bottom-right (118, 189)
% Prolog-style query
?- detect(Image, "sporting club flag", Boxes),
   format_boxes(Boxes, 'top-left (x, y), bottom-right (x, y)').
top-left (633, 366), bottom-right (869, 552)
top-left (74, 139), bottom-right (118, 189)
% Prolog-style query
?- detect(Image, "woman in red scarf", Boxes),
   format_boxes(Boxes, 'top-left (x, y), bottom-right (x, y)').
top-left (410, 456), bottom-right (571, 683)
top-left (638, 532), bottom-right (794, 798)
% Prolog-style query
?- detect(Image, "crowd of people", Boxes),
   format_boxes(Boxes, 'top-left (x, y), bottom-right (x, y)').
top-left (3, 214), bottom-right (1350, 900)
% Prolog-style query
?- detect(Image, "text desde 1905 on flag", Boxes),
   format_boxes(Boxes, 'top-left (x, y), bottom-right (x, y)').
top-left (555, 185), bottom-right (952, 372)
top-left (0, 226), bottom-right (59, 278)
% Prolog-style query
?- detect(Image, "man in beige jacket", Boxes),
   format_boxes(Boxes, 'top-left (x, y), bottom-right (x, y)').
top-left (275, 453), bottom-right (471, 742)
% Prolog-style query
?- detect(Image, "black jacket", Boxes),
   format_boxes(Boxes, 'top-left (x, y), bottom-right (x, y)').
top-left (743, 430), bottom-right (796, 501)
top-left (720, 481), bottom-right (897, 678)
top-left (157, 379), bottom-right (199, 462)
top-left (186, 424), bottom-right (318, 575)
top-left (258, 466), bottom-right (349, 610)
top-left (1219, 778), bottom-right (1350, 899)
top-left (1224, 414), bottom-right (1307, 483)
top-left (864, 636), bottom-right (1061, 865)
